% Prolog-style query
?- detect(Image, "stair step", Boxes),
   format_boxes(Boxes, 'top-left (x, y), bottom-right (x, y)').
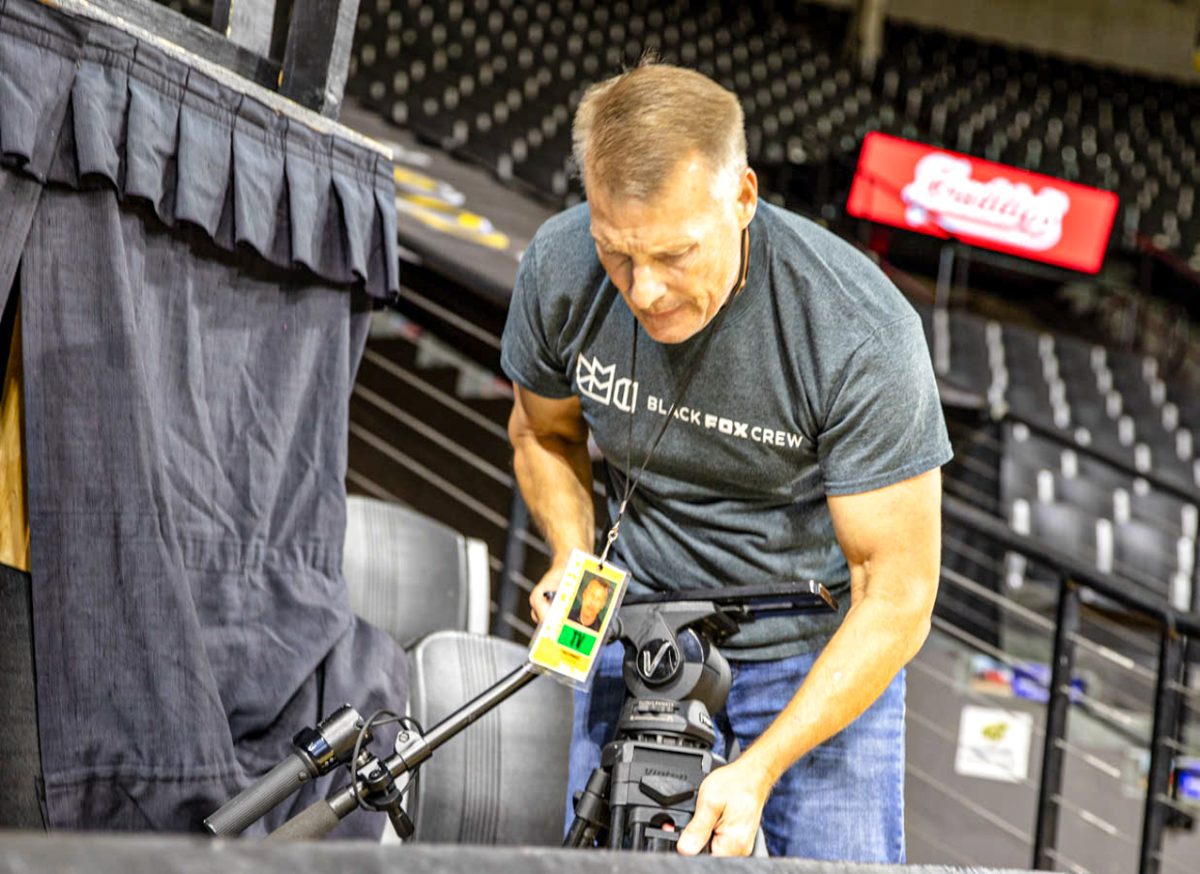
top-left (354, 356), bottom-right (513, 469)
top-left (348, 430), bottom-right (509, 546)
top-left (463, 396), bottom-right (514, 427)
top-left (361, 337), bottom-right (419, 372)
top-left (349, 396), bottom-right (513, 513)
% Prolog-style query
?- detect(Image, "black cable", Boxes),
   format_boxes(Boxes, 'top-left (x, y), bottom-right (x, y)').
top-left (351, 709), bottom-right (403, 812)
top-left (347, 711), bottom-right (429, 818)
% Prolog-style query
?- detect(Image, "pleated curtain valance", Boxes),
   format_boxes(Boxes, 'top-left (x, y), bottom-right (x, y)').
top-left (0, 0), bottom-right (400, 300)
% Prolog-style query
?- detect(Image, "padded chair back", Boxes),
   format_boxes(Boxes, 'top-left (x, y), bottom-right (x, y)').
top-left (0, 563), bottom-right (45, 828)
top-left (343, 496), bottom-right (489, 646)
top-left (1005, 425), bottom-right (1067, 472)
top-left (1126, 486), bottom-right (1198, 538)
top-left (407, 632), bottom-right (572, 846)
top-left (1112, 518), bottom-right (1190, 599)
top-left (1012, 499), bottom-right (1109, 586)
top-left (1054, 473), bottom-right (1116, 517)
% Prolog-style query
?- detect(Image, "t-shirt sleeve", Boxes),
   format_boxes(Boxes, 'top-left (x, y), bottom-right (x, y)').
top-left (817, 312), bottom-right (953, 495)
top-left (499, 237), bottom-right (575, 398)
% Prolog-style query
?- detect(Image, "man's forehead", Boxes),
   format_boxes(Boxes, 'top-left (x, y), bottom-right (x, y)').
top-left (590, 224), bottom-right (700, 252)
top-left (589, 207), bottom-right (707, 250)
top-left (587, 155), bottom-right (720, 251)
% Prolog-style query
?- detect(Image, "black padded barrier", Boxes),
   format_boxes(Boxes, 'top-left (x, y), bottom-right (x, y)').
top-left (0, 831), bottom-right (1035, 873)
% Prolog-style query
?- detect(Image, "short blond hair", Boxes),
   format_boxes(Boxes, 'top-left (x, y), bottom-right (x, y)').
top-left (572, 61), bottom-right (747, 200)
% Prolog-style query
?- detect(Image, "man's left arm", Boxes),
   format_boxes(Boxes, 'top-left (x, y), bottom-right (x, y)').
top-left (677, 467), bottom-right (942, 856)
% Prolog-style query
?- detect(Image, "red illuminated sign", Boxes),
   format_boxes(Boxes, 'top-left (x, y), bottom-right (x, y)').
top-left (847, 132), bottom-right (1119, 274)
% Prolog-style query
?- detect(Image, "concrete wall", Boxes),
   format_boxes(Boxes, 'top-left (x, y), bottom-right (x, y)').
top-left (814, 0), bottom-right (1200, 83)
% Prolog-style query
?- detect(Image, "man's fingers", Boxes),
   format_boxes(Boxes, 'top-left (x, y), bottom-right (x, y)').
top-left (529, 580), bottom-right (557, 623)
top-left (709, 823), bottom-right (757, 857)
top-left (677, 766), bottom-right (766, 857)
top-left (529, 591), bottom-right (548, 623)
top-left (676, 784), bottom-right (720, 855)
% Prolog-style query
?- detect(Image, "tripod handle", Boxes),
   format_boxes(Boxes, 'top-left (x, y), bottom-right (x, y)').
top-left (205, 753), bottom-right (314, 836)
top-left (264, 798), bottom-right (341, 841)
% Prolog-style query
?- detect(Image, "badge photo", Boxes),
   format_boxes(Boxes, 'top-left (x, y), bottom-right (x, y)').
top-left (528, 549), bottom-right (628, 688)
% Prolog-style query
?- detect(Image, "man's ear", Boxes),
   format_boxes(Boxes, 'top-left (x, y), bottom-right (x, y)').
top-left (736, 166), bottom-right (759, 228)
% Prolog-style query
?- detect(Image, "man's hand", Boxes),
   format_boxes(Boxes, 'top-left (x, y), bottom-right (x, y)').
top-left (529, 564), bottom-right (564, 625)
top-left (676, 756), bottom-right (774, 856)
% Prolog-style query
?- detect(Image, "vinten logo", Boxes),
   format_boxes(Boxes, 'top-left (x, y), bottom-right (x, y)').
top-left (638, 639), bottom-right (681, 682)
top-left (901, 153), bottom-right (1070, 252)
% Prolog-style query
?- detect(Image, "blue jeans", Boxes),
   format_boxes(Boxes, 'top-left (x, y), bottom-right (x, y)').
top-left (567, 642), bottom-right (906, 861)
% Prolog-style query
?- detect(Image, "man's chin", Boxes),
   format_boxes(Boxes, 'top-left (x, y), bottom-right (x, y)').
top-left (639, 311), bottom-right (700, 344)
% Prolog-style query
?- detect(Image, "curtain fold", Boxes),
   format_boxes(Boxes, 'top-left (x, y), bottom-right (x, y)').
top-left (0, 0), bottom-right (401, 300)
top-left (1, 0), bottom-right (407, 836)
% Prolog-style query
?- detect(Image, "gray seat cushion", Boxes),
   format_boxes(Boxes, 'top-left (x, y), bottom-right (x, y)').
top-left (344, 497), bottom-right (489, 646)
top-left (407, 631), bottom-right (572, 846)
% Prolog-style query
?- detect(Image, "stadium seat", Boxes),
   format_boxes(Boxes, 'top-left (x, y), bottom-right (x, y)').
top-left (1111, 517), bottom-right (1195, 606)
top-left (944, 310), bottom-right (990, 391)
top-left (1053, 471), bottom-right (1117, 517)
top-left (1005, 423), bottom-right (1069, 472)
top-left (344, 496), bottom-right (491, 646)
top-left (405, 631), bottom-right (572, 845)
top-left (1124, 481), bottom-right (1200, 539)
top-left (1007, 497), bottom-right (1112, 590)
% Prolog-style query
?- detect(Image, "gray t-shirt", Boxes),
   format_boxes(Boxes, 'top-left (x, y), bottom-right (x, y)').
top-left (501, 201), bottom-right (952, 659)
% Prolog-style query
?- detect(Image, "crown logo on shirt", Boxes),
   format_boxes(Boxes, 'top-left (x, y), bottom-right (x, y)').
top-left (576, 354), bottom-right (638, 412)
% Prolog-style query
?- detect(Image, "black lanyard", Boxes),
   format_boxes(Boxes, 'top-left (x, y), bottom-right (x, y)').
top-left (599, 226), bottom-right (751, 565)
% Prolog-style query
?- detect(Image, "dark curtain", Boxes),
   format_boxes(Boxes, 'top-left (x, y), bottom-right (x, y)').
top-left (1, 0), bottom-right (405, 837)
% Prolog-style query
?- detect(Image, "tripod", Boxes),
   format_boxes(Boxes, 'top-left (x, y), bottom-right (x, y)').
top-left (564, 582), bottom-right (835, 852)
top-left (204, 582), bottom-right (833, 845)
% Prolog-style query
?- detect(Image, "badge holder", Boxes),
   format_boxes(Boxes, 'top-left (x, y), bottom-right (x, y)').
top-left (528, 548), bottom-right (628, 689)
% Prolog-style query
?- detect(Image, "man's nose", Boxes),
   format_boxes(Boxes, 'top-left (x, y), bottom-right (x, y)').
top-left (628, 262), bottom-right (668, 312)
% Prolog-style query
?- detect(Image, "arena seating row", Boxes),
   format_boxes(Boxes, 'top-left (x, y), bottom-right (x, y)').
top-left (926, 307), bottom-right (1200, 489)
top-left (347, 0), bottom-right (1200, 263)
top-left (1002, 431), bottom-right (1197, 611)
top-left (916, 298), bottom-right (1200, 609)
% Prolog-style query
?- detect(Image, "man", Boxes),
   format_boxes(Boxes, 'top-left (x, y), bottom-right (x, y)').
top-left (501, 61), bottom-right (950, 861)
top-left (569, 574), bottom-right (612, 631)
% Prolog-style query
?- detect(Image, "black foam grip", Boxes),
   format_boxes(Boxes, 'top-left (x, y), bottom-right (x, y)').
top-left (265, 800), bottom-right (342, 841)
top-left (204, 754), bottom-right (312, 837)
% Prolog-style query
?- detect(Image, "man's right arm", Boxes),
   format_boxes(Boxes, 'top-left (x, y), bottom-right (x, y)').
top-left (507, 384), bottom-right (594, 624)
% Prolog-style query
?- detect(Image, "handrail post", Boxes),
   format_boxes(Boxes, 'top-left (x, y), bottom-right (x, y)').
top-left (1171, 545), bottom-right (1200, 825)
top-left (1139, 626), bottom-right (1186, 874)
top-left (1033, 577), bottom-right (1082, 870)
top-left (496, 488), bottom-right (530, 640)
top-left (935, 243), bottom-right (955, 310)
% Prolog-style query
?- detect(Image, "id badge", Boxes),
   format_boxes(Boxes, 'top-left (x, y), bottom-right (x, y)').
top-left (527, 548), bottom-right (628, 689)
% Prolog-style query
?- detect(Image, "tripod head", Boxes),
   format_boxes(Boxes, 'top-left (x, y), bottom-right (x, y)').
top-left (611, 581), bottom-right (836, 711)
top-left (567, 580), bottom-right (836, 851)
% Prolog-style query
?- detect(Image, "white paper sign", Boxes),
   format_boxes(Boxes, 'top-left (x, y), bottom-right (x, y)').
top-left (954, 705), bottom-right (1033, 783)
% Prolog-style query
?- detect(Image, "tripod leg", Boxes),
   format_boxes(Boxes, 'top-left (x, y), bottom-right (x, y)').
top-left (564, 766), bottom-right (609, 848)
top-left (629, 821), bottom-right (646, 851)
top-left (607, 805), bottom-right (625, 850)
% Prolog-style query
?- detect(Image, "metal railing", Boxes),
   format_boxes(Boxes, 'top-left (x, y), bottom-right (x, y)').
top-left (943, 493), bottom-right (1199, 873)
